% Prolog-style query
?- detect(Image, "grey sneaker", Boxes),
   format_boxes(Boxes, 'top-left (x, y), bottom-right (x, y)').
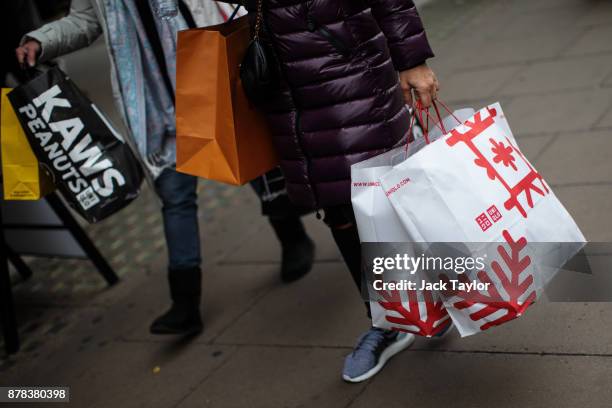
top-left (342, 328), bottom-right (415, 383)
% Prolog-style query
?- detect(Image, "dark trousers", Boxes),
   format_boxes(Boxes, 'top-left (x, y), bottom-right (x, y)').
top-left (323, 205), bottom-right (371, 317)
top-left (154, 168), bottom-right (306, 271)
top-left (154, 169), bottom-right (201, 270)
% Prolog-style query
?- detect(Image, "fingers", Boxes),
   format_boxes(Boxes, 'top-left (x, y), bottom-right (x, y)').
top-left (415, 79), bottom-right (440, 109)
top-left (398, 64), bottom-right (442, 110)
top-left (26, 46), bottom-right (38, 67)
top-left (15, 47), bottom-right (26, 65)
top-left (415, 86), bottom-right (433, 109)
top-left (432, 77), bottom-right (440, 101)
top-left (399, 77), bottom-right (414, 107)
top-left (402, 86), bottom-right (413, 107)
top-left (15, 41), bottom-right (40, 67)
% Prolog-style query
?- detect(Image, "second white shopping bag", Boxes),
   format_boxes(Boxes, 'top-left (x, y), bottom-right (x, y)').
top-left (380, 102), bottom-right (586, 337)
top-left (351, 106), bottom-right (474, 336)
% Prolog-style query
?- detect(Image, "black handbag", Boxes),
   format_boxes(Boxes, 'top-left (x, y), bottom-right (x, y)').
top-left (239, 0), bottom-right (280, 106)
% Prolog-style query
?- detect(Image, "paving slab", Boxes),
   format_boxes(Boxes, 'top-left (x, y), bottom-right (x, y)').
top-left (351, 351), bottom-right (612, 408)
top-left (5, 269), bottom-right (184, 362)
top-left (498, 54), bottom-right (612, 96)
top-left (545, 254), bottom-right (612, 302)
top-left (513, 134), bottom-right (554, 162)
top-left (11, 261), bottom-right (279, 352)
top-left (0, 306), bottom-right (104, 379)
top-left (564, 24), bottom-right (612, 56)
top-left (576, 0), bottom-right (612, 27)
top-left (71, 343), bottom-right (234, 408)
top-left (536, 131), bottom-right (612, 185)
top-left (411, 301), bottom-right (612, 355)
top-left (176, 346), bottom-right (363, 408)
top-left (439, 66), bottom-right (522, 103)
top-left (121, 264), bottom-right (280, 344)
top-left (436, 29), bottom-right (580, 71)
top-left (504, 0), bottom-right (587, 14)
top-left (5, 342), bottom-right (234, 408)
top-left (553, 185), bottom-right (612, 242)
top-left (430, 0), bottom-right (585, 53)
top-left (502, 88), bottom-right (612, 135)
top-left (595, 105), bottom-right (612, 128)
top-left (481, 4), bottom-right (588, 40)
top-left (198, 187), bottom-right (267, 268)
top-left (215, 262), bottom-right (370, 348)
top-left (220, 213), bottom-right (341, 264)
top-left (456, 3), bottom-right (602, 71)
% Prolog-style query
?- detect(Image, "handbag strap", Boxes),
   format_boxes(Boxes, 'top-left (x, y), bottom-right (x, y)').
top-left (253, 0), bottom-right (264, 40)
top-left (226, 0), bottom-right (263, 35)
top-left (226, 4), bottom-right (242, 22)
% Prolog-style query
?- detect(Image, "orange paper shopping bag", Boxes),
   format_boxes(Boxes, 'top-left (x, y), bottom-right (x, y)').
top-left (176, 16), bottom-right (278, 185)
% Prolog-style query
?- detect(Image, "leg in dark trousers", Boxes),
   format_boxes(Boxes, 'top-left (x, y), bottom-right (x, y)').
top-left (150, 169), bottom-right (203, 335)
top-left (323, 205), bottom-right (371, 317)
top-left (326, 207), bottom-right (416, 383)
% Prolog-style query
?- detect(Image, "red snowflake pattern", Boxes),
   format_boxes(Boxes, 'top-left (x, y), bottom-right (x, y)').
top-left (490, 138), bottom-right (517, 171)
top-left (446, 107), bottom-right (550, 218)
top-left (378, 287), bottom-right (450, 337)
top-left (441, 230), bottom-right (536, 332)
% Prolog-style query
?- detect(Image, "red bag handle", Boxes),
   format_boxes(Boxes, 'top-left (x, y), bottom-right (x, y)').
top-left (403, 99), bottom-right (463, 159)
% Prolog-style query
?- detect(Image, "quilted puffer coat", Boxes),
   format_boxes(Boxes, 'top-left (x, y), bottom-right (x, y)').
top-left (252, 0), bottom-right (434, 209)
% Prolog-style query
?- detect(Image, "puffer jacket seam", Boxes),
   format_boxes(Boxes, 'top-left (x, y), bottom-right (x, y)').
top-left (309, 148), bottom-right (391, 183)
top-left (301, 98), bottom-right (405, 135)
top-left (290, 57), bottom-right (392, 89)
top-left (277, 21), bottom-right (384, 46)
top-left (311, 145), bottom-right (398, 162)
top-left (284, 32), bottom-right (385, 65)
top-left (296, 56), bottom-right (394, 90)
top-left (299, 82), bottom-right (399, 114)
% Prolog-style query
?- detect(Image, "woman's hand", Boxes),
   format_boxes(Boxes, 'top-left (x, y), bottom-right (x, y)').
top-left (399, 63), bottom-right (439, 108)
top-left (15, 39), bottom-right (41, 67)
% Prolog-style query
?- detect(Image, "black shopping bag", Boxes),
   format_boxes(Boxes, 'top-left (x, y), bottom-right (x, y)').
top-left (7, 67), bottom-right (143, 223)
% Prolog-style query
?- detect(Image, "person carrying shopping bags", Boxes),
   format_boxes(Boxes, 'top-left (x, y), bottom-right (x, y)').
top-left (229, 0), bottom-right (443, 382)
top-left (15, 0), bottom-right (316, 336)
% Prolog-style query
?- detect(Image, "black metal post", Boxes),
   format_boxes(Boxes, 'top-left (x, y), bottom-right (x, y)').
top-left (6, 245), bottom-right (32, 281)
top-left (45, 193), bottom-right (118, 286)
top-left (0, 204), bottom-right (19, 354)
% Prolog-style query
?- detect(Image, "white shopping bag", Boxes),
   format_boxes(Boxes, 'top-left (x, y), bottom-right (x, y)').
top-left (351, 108), bottom-right (474, 336)
top-left (380, 103), bottom-right (586, 337)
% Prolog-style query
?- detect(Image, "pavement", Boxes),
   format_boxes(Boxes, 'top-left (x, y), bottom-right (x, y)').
top-left (2, 0), bottom-right (612, 407)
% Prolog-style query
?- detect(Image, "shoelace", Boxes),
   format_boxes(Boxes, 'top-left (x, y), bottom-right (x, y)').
top-left (354, 329), bottom-right (392, 353)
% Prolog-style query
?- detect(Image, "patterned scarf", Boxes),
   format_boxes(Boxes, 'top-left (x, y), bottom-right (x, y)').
top-left (103, 0), bottom-right (187, 178)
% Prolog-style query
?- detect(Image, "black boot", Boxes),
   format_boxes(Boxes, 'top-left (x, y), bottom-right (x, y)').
top-left (269, 216), bottom-right (315, 283)
top-left (150, 267), bottom-right (203, 335)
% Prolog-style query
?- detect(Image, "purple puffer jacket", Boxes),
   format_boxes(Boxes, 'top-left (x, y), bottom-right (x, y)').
top-left (254, 0), bottom-right (434, 209)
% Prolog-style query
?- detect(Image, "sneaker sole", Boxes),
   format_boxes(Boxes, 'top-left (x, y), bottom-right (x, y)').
top-left (342, 333), bottom-right (416, 383)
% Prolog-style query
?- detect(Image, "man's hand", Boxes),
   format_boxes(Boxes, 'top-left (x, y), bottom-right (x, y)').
top-left (399, 63), bottom-right (439, 108)
top-left (15, 39), bottom-right (42, 67)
